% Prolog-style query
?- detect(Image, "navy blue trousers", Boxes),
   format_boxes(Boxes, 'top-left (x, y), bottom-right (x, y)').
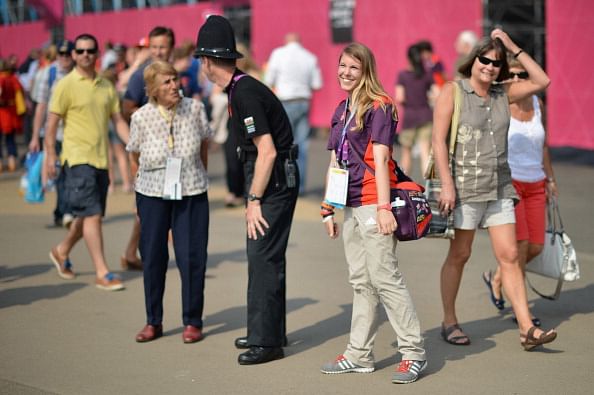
top-left (136, 192), bottom-right (209, 327)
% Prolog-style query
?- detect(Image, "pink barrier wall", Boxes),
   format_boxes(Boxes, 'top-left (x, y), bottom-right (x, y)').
top-left (251, 0), bottom-right (481, 129)
top-left (0, 22), bottom-right (50, 63)
top-left (2, 1), bottom-right (592, 149)
top-left (546, 0), bottom-right (594, 149)
top-left (65, 3), bottom-right (221, 50)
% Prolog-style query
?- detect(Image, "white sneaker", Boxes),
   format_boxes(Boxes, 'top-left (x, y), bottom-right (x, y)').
top-left (62, 213), bottom-right (74, 229)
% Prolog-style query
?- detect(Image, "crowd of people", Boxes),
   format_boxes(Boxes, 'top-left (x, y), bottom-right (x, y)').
top-left (1, 15), bottom-right (560, 384)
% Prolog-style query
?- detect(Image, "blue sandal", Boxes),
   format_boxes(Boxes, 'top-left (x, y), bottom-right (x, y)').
top-left (512, 315), bottom-right (541, 327)
top-left (482, 271), bottom-right (505, 310)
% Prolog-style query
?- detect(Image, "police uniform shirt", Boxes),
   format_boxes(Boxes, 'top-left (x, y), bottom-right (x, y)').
top-left (225, 69), bottom-right (294, 152)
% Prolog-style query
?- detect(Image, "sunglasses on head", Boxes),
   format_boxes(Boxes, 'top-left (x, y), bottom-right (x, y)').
top-left (509, 71), bottom-right (529, 79)
top-left (75, 48), bottom-right (97, 55)
top-left (477, 55), bottom-right (502, 68)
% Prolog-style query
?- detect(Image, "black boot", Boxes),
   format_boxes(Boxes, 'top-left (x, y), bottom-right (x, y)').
top-left (234, 336), bottom-right (288, 349)
top-left (238, 346), bottom-right (284, 365)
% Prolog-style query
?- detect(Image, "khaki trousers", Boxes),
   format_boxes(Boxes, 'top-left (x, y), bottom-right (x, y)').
top-left (342, 205), bottom-right (426, 367)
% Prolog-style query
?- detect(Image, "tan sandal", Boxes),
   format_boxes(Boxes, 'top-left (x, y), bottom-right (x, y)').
top-left (121, 255), bottom-right (143, 271)
top-left (520, 326), bottom-right (557, 351)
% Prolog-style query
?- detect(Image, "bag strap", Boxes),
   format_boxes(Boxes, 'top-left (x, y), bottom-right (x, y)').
top-left (545, 197), bottom-right (565, 235)
top-left (526, 275), bottom-right (563, 301)
top-left (423, 81), bottom-right (462, 179)
top-left (527, 197), bottom-right (565, 301)
top-left (448, 81), bottom-right (463, 157)
top-left (346, 138), bottom-right (412, 185)
top-left (48, 65), bottom-right (58, 91)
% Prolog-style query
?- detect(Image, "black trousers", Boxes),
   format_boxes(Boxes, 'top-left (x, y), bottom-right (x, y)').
top-left (223, 123), bottom-right (245, 197)
top-left (244, 158), bottom-right (299, 347)
top-left (136, 192), bottom-right (209, 327)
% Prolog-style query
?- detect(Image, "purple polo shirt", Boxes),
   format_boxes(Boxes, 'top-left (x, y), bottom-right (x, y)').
top-left (327, 99), bottom-right (399, 207)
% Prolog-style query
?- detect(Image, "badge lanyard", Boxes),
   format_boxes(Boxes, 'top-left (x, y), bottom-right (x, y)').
top-left (324, 99), bottom-right (355, 208)
top-left (157, 104), bottom-right (177, 152)
top-left (336, 98), bottom-right (356, 168)
top-left (157, 103), bottom-right (182, 200)
top-left (227, 73), bottom-right (247, 117)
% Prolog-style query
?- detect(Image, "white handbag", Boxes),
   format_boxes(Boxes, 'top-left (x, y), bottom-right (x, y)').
top-left (526, 198), bottom-right (580, 300)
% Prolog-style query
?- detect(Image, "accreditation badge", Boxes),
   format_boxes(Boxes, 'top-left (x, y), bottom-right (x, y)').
top-left (324, 167), bottom-right (349, 208)
top-left (162, 157), bottom-right (182, 200)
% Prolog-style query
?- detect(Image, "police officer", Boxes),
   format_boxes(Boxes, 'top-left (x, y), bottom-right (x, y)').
top-left (195, 15), bottom-right (299, 365)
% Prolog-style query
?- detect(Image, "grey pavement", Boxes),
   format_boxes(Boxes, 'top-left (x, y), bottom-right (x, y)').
top-left (1, 134), bottom-right (594, 394)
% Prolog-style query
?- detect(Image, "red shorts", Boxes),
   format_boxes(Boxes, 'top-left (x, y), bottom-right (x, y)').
top-left (513, 179), bottom-right (546, 244)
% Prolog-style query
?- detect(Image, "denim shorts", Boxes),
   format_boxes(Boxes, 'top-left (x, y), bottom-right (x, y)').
top-left (453, 199), bottom-right (516, 230)
top-left (64, 163), bottom-right (109, 217)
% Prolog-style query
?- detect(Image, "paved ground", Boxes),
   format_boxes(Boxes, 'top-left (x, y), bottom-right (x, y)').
top-left (1, 135), bottom-right (593, 394)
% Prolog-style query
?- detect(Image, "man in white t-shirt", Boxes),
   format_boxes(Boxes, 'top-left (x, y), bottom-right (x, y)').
top-left (265, 33), bottom-right (322, 194)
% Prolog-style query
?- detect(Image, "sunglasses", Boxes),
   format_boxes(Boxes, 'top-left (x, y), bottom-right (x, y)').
top-left (509, 71), bottom-right (529, 79)
top-left (58, 52), bottom-right (70, 57)
top-left (477, 55), bottom-right (502, 68)
top-left (75, 48), bottom-right (97, 55)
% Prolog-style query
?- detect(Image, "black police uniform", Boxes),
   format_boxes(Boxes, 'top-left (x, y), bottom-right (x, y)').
top-left (225, 68), bottom-right (299, 347)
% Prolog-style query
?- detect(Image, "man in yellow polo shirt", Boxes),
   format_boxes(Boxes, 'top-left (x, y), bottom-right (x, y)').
top-left (44, 33), bottom-right (130, 291)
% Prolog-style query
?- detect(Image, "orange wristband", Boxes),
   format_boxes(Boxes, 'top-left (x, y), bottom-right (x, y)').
top-left (377, 203), bottom-right (391, 211)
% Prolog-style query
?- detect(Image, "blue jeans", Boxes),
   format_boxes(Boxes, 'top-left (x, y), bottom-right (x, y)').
top-left (282, 100), bottom-right (310, 194)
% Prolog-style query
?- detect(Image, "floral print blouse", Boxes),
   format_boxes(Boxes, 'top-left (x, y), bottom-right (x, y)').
top-left (127, 97), bottom-right (212, 198)
top-left (452, 79), bottom-right (518, 203)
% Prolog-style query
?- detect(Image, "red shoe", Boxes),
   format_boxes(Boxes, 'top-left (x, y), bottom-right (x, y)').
top-left (182, 325), bottom-right (204, 343)
top-left (136, 324), bottom-right (163, 343)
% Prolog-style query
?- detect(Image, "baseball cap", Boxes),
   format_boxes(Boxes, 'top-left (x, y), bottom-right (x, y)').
top-left (57, 40), bottom-right (75, 54)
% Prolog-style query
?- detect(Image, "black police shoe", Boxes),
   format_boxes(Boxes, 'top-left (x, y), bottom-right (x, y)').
top-left (238, 346), bottom-right (284, 365)
top-left (234, 336), bottom-right (289, 349)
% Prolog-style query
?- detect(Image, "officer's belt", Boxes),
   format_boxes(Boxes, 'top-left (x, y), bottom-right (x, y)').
top-left (238, 144), bottom-right (299, 163)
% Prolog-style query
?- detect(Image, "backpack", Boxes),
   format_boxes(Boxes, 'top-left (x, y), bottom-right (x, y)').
top-left (48, 65), bottom-right (58, 90)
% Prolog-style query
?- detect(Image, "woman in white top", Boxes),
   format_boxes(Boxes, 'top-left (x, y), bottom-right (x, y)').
top-left (482, 57), bottom-right (558, 325)
top-left (127, 61), bottom-right (212, 344)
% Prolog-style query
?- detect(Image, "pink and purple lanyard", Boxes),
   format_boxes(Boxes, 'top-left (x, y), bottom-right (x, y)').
top-left (336, 98), bottom-right (356, 168)
top-left (227, 73), bottom-right (248, 116)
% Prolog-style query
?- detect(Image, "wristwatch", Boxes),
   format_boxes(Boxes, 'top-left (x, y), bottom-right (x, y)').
top-left (248, 193), bottom-right (262, 202)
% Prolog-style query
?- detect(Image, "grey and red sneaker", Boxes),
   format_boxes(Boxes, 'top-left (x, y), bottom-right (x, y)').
top-left (391, 360), bottom-right (427, 384)
top-left (320, 354), bottom-right (374, 374)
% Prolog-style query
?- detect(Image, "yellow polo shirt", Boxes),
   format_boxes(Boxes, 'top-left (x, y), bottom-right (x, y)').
top-left (49, 69), bottom-right (120, 169)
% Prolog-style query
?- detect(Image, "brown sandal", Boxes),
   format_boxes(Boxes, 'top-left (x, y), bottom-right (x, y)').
top-left (441, 323), bottom-right (471, 345)
top-left (121, 256), bottom-right (143, 271)
top-left (520, 326), bottom-right (557, 351)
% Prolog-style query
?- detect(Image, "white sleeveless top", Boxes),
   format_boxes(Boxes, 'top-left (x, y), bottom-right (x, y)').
top-left (507, 96), bottom-right (546, 182)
